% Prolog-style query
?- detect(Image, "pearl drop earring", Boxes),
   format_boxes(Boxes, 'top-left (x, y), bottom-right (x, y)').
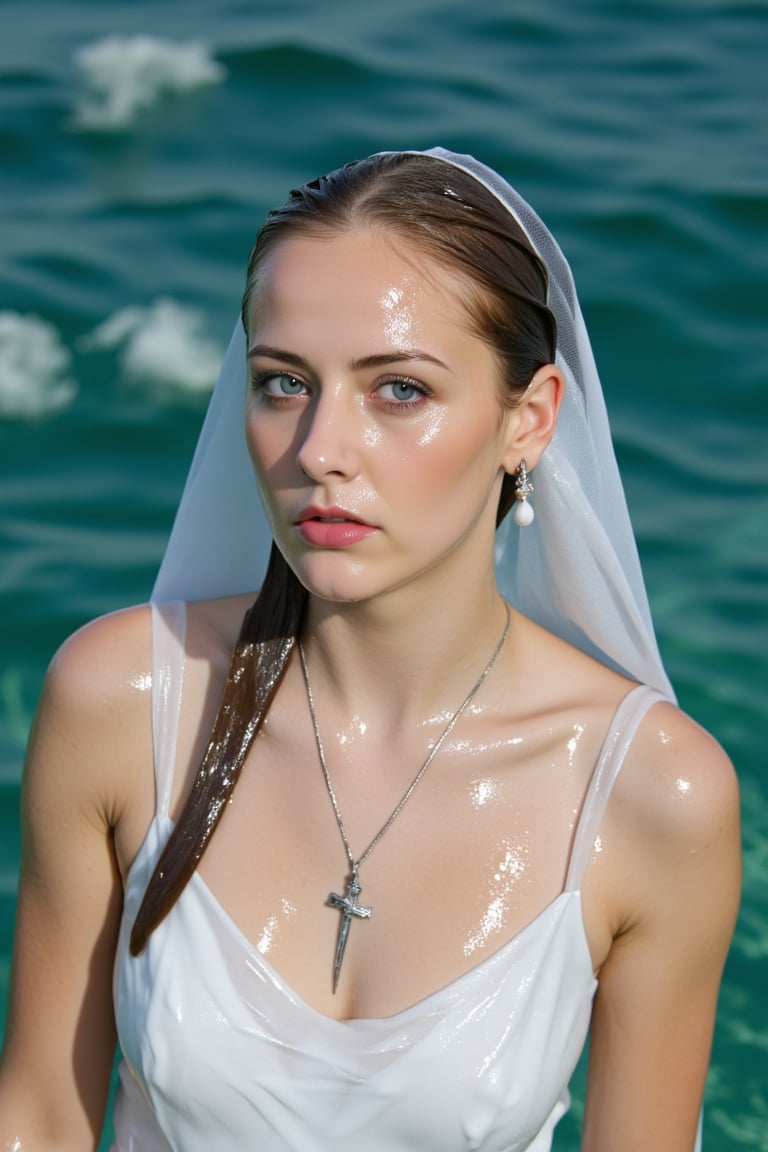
top-left (513, 460), bottom-right (535, 526)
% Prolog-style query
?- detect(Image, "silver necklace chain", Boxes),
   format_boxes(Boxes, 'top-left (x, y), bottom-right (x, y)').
top-left (298, 602), bottom-right (511, 992)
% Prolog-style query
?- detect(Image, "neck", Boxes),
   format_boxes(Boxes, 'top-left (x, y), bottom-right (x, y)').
top-left (300, 577), bottom-right (511, 729)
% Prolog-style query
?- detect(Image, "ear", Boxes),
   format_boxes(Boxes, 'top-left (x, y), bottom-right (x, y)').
top-left (501, 364), bottom-right (564, 473)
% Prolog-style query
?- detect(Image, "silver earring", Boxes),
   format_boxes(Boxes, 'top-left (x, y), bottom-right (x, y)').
top-left (513, 460), bottom-right (534, 526)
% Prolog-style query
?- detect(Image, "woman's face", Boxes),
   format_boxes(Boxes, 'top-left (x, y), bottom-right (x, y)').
top-left (245, 229), bottom-right (519, 606)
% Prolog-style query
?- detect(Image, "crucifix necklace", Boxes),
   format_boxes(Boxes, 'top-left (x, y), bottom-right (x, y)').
top-left (298, 602), bottom-right (510, 993)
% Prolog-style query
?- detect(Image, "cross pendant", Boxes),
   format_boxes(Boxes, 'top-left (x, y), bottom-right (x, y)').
top-left (326, 870), bottom-right (372, 993)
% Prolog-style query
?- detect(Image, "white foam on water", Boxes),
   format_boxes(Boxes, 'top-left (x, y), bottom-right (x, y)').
top-left (0, 313), bottom-right (77, 419)
top-left (80, 297), bottom-right (223, 393)
top-left (71, 36), bottom-right (226, 130)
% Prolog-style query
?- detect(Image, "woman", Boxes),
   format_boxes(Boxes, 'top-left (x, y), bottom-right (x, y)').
top-left (0, 149), bottom-right (740, 1150)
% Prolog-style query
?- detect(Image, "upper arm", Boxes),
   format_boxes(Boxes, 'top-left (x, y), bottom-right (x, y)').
top-left (583, 705), bottom-right (741, 1151)
top-left (0, 607), bottom-right (153, 1149)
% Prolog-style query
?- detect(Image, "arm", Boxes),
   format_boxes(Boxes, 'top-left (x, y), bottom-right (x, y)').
top-left (583, 704), bottom-right (741, 1152)
top-left (0, 608), bottom-right (152, 1150)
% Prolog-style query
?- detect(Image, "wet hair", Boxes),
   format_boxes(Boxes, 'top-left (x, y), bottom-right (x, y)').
top-left (130, 153), bottom-right (556, 953)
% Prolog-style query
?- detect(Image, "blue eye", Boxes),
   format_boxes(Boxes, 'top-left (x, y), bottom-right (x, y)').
top-left (378, 379), bottom-right (425, 404)
top-left (255, 372), bottom-right (308, 398)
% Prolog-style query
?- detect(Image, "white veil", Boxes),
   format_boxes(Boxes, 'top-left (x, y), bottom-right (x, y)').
top-left (152, 147), bottom-right (674, 700)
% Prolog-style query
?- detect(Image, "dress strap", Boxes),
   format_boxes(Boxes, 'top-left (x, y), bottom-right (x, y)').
top-left (150, 599), bottom-right (187, 820)
top-left (564, 684), bottom-right (668, 893)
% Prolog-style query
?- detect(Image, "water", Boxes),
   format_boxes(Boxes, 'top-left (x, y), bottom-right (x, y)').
top-left (1, 0), bottom-right (766, 1146)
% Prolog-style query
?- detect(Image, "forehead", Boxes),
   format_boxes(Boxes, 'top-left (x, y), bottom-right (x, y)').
top-left (247, 229), bottom-right (476, 341)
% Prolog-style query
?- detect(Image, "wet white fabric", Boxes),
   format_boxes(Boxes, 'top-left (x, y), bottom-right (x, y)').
top-left (111, 601), bottom-right (666, 1151)
top-left (151, 147), bottom-right (673, 698)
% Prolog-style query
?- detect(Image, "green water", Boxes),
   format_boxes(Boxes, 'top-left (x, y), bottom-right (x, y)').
top-left (1, 1), bottom-right (766, 1146)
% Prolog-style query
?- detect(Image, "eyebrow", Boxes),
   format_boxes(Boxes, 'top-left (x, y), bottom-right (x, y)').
top-left (247, 344), bottom-right (449, 372)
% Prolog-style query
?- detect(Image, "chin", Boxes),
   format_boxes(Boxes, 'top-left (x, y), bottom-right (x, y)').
top-left (283, 537), bottom-right (474, 607)
top-left (285, 558), bottom-right (377, 605)
top-left (298, 582), bottom-right (375, 607)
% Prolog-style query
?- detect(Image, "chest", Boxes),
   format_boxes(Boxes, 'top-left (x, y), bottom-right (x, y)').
top-left (182, 707), bottom-right (602, 1019)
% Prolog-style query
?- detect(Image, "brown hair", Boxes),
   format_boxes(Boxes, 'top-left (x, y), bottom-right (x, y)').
top-left (130, 152), bottom-right (555, 953)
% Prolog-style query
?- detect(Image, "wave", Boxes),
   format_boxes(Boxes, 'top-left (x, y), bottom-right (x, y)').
top-left (219, 40), bottom-right (370, 82)
top-left (79, 298), bottom-right (223, 394)
top-left (70, 36), bottom-right (226, 131)
top-left (0, 313), bottom-right (77, 419)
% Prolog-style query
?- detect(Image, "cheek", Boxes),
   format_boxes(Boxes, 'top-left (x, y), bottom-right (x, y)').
top-left (406, 411), bottom-right (503, 499)
top-left (245, 408), bottom-right (293, 484)
top-left (388, 406), bottom-right (473, 483)
top-left (415, 407), bottom-right (448, 449)
top-left (245, 415), bottom-right (267, 477)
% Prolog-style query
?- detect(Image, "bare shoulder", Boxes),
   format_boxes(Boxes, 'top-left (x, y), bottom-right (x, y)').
top-left (24, 593), bottom-right (258, 876)
top-left (597, 696), bottom-right (741, 960)
top-left (45, 590), bottom-right (256, 717)
top-left (47, 601), bottom-right (153, 705)
top-left (42, 592), bottom-right (257, 753)
top-left (26, 604), bottom-right (156, 824)
top-left (516, 614), bottom-right (740, 838)
top-left (36, 602), bottom-right (159, 758)
top-left (617, 698), bottom-right (740, 856)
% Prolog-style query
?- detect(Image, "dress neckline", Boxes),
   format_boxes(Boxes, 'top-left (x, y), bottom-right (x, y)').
top-left (197, 868), bottom-right (592, 1027)
top-left (125, 816), bottom-right (594, 1028)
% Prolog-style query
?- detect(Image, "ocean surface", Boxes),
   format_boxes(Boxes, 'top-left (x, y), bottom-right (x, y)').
top-left (0, 0), bottom-right (765, 1146)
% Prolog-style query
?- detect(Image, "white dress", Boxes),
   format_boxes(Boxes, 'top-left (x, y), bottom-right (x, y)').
top-left (112, 600), bottom-right (664, 1151)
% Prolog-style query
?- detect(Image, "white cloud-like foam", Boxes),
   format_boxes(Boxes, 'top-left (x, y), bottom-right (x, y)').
top-left (71, 35), bottom-right (226, 130)
top-left (0, 313), bottom-right (77, 419)
top-left (81, 297), bottom-right (223, 393)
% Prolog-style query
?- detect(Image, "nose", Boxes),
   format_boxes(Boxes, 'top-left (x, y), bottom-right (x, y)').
top-left (296, 384), bottom-right (362, 481)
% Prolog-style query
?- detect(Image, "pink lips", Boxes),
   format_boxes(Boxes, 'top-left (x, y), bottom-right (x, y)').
top-left (294, 505), bottom-right (377, 548)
